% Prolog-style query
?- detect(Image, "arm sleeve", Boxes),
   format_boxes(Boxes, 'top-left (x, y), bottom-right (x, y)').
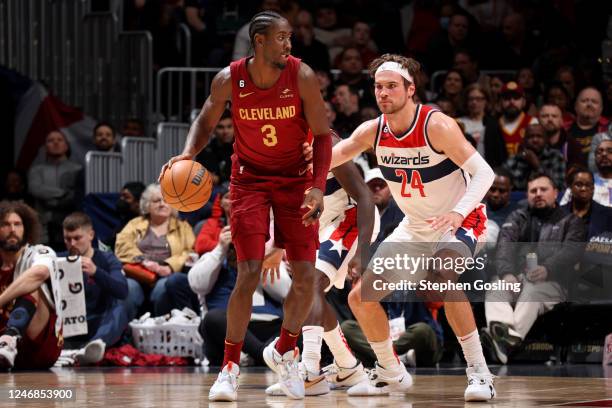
top-left (188, 243), bottom-right (226, 295)
top-left (452, 152), bottom-right (495, 218)
top-left (312, 132), bottom-right (332, 191)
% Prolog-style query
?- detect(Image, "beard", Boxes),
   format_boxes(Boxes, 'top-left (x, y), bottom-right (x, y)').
top-left (503, 107), bottom-right (520, 121)
top-left (0, 235), bottom-right (25, 252)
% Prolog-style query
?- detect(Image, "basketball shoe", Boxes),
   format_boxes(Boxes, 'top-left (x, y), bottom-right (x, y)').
top-left (263, 338), bottom-right (304, 399)
top-left (265, 362), bottom-right (330, 396)
top-left (464, 364), bottom-right (496, 401)
top-left (346, 362), bottom-right (413, 396)
top-left (0, 334), bottom-right (18, 369)
top-left (209, 361), bottom-right (240, 401)
top-left (323, 360), bottom-right (369, 389)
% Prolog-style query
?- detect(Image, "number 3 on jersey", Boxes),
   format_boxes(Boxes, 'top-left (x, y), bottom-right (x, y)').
top-left (395, 169), bottom-right (426, 197)
top-left (261, 124), bottom-right (278, 147)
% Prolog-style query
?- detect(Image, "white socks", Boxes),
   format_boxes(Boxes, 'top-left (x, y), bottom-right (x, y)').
top-left (369, 337), bottom-right (401, 370)
top-left (323, 324), bottom-right (358, 369)
top-left (302, 325), bottom-right (324, 373)
top-left (457, 329), bottom-right (490, 373)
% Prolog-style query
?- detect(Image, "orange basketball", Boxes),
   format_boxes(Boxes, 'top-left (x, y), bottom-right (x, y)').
top-left (160, 160), bottom-right (213, 212)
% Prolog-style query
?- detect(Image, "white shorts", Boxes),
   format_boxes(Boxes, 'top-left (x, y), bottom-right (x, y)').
top-left (316, 206), bottom-right (380, 291)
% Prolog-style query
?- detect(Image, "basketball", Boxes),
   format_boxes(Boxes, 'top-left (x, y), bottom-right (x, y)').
top-left (160, 160), bottom-right (212, 212)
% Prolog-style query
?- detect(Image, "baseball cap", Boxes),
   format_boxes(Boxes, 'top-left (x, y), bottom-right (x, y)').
top-left (501, 81), bottom-right (525, 97)
top-left (365, 167), bottom-right (385, 183)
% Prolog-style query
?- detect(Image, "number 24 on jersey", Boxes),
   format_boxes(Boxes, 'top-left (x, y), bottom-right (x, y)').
top-left (395, 169), bottom-right (426, 197)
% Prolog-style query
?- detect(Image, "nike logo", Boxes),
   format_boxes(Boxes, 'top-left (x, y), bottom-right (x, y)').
top-left (305, 376), bottom-right (325, 388)
top-left (335, 371), bottom-right (355, 383)
top-left (239, 91), bottom-right (255, 98)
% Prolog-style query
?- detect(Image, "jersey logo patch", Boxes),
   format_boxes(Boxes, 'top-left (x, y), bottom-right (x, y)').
top-left (239, 91), bottom-right (254, 98)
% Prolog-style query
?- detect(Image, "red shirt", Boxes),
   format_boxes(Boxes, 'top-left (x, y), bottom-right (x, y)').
top-left (230, 56), bottom-right (310, 176)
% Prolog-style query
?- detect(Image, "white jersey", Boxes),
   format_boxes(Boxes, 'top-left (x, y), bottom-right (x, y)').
top-left (319, 171), bottom-right (355, 232)
top-left (374, 104), bottom-right (469, 224)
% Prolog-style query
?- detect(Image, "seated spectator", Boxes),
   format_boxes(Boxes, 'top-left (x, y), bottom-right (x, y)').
top-left (28, 130), bottom-right (82, 250)
top-left (545, 81), bottom-right (575, 129)
top-left (555, 65), bottom-right (577, 101)
top-left (482, 172), bottom-right (585, 364)
top-left (426, 12), bottom-right (475, 73)
top-left (59, 212), bottom-right (128, 364)
top-left (498, 81), bottom-right (538, 157)
top-left (433, 96), bottom-right (457, 118)
top-left (291, 10), bottom-right (330, 72)
top-left (195, 188), bottom-right (230, 255)
top-left (560, 167), bottom-right (612, 239)
top-left (0, 201), bottom-right (62, 369)
top-left (566, 87), bottom-right (609, 168)
top-left (313, 4), bottom-right (351, 63)
top-left (196, 110), bottom-right (234, 186)
top-left (488, 75), bottom-right (504, 117)
top-left (189, 221), bottom-right (290, 366)
top-left (561, 138), bottom-right (612, 207)
top-left (121, 118), bottom-right (145, 137)
top-left (102, 181), bottom-right (146, 251)
top-left (538, 104), bottom-right (568, 154)
top-left (438, 69), bottom-right (465, 116)
top-left (365, 168), bottom-right (404, 248)
top-left (453, 49), bottom-right (486, 86)
top-left (458, 83), bottom-right (507, 167)
top-left (486, 167), bottom-right (518, 227)
top-left (1, 169), bottom-right (33, 205)
top-left (333, 47), bottom-right (374, 106)
top-left (341, 300), bottom-right (443, 368)
top-left (316, 69), bottom-right (332, 100)
top-left (115, 183), bottom-right (195, 317)
top-left (503, 123), bottom-right (566, 191)
top-left (351, 21), bottom-right (378, 68)
top-left (93, 122), bottom-right (118, 152)
top-left (332, 84), bottom-right (361, 139)
top-left (516, 67), bottom-right (538, 116)
top-left (588, 124), bottom-right (612, 172)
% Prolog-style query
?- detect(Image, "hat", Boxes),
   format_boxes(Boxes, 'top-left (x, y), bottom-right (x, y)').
top-left (500, 81), bottom-right (525, 97)
top-left (365, 167), bottom-right (385, 183)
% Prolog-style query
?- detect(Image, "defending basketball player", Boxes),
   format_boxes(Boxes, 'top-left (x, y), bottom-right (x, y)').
top-left (159, 11), bottom-right (332, 401)
top-left (330, 54), bottom-right (497, 401)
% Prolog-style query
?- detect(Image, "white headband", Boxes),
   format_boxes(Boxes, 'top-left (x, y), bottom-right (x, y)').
top-left (375, 61), bottom-right (413, 83)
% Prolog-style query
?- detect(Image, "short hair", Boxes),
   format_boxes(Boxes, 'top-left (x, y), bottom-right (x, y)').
top-left (368, 54), bottom-right (421, 89)
top-left (493, 166), bottom-right (513, 182)
top-left (122, 181), bottom-right (146, 202)
top-left (335, 83), bottom-right (360, 97)
top-left (46, 130), bottom-right (71, 158)
top-left (0, 201), bottom-right (41, 245)
top-left (93, 122), bottom-right (116, 138)
top-left (566, 165), bottom-right (593, 186)
top-left (140, 183), bottom-right (178, 217)
top-left (527, 170), bottom-right (556, 189)
top-left (545, 81), bottom-right (571, 100)
top-left (249, 11), bottom-right (285, 48)
top-left (219, 110), bottom-right (232, 121)
top-left (63, 212), bottom-right (93, 231)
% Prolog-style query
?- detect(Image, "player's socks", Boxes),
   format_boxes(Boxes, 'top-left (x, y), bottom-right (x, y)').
top-left (6, 295), bottom-right (37, 338)
top-left (222, 339), bottom-right (244, 367)
top-left (457, 329), bottom-right (490, 373)
top-left (369, 337), bottom-right (401, 370)
top-left (275, 327), bottom-right (299, 355)
top-left (323, 323), bottom-right (357, 368)
top-left (302, 325), bottom-right (323, 373)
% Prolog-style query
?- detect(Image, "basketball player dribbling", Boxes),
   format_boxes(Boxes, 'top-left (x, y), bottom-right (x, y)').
top-left (159, 11), bottom-right (332, 401)
top-left (330, 54), bottom-right (498, 401)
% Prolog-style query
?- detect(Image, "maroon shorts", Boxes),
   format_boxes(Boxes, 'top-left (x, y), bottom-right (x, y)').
top-left (230, 162), bottom-right (318, 262)
top-left (11, 312), bottom-right (62, 370)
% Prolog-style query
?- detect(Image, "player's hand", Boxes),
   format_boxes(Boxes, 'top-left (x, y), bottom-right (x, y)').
top-left (158, 153), bottom-right (193, 182)
top-left (301, 187), bottom-right (324, 226)
top-left (526, 265), bottom-right (547, 282)
top-left (347, 250), bottom-right (365, 282)
top-left (218, 226), bottom-right (232, 249)
top-left (429, 211), bottom-right (464, 234)
top-left (81, 257), bottom-right (97, 276)
top-left (302, 142), bottom-right (313, 162)
top-left (261, 249), bottom-right (283, 286)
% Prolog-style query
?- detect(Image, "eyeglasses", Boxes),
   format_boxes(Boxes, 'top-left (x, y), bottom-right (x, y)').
top-left (595, 148), bottom-right (612, 156)
top-left (572, 182), bottom-right (594, 189)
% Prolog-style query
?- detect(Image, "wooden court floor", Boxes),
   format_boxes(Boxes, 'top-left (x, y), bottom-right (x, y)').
top-left (1, 365), bottom-right (611, 407)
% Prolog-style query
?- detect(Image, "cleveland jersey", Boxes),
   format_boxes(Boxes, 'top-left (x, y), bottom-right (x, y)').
top-left (230, 55), bottom-right (310, 175)
top-left (374, 104), bottom-right (468, 224)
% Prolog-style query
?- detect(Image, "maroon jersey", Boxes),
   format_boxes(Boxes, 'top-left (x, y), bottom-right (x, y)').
top-left (230, 55), bottom-right (310, 176)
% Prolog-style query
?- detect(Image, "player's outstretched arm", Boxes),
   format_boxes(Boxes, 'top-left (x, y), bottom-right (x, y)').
top-left (427, 112), bottom-right (495, 231)
top-left (331, 120), bottom-right (377, 169)
top-left (158, 67), bottom-right (232, 181)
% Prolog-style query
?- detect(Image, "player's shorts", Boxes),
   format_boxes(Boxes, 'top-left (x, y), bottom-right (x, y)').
top-left (230, 160), bottom-right (318, 262)
top-left (365, 203), bottom-right (488, 290)
top-left (11, 312), bottom-right (62, 369)
top-left (316, 206), bottom-right (381, 291)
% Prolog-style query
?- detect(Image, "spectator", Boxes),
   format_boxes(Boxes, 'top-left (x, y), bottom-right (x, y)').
top-left (316, 69), bottom-right (332, 100)
top-left (324, 100), bottom-right (337, 129)
top-left (182, 0), bottom-right (223, 66)
top-left (102, 182), bottom-right (146, 253)
top-left (364, 168), bottom-right (403, 246)
top-left (566, 87), bottom-right (609, 168)
top-left (28, 130), bottom-right (82, 250)
top-left (555, 66), bottom-right (577, 101)
top-left (482, 172), bottom-right (585, 364)
top-left (438, 69), bottom-right (465, 116)
top-left (59, 212), bottom-right (128, 364)
top-left (313, 4), bottom-right (352, 63)
top-left (426, 12), bottom-right (474, 73)
top-left (498, 81), bottom-right (538, 157)
top-left (486, 12), bottom-right (539, 69)
top-left (560, 167), bottom-right (612, 240)
top-left (194, 188), bottom-right (230, 255)
top-left (1, 169), bottom-right (33, 205)
top-left (121, 118), bottom-right (145, 137)
top-left (190, 221), bottom-right (290, 366)
top-left (561, 138), bottom-right (612, 207)
top-left (503, 123), bottom-right (566, 191)
top-left (232, 0), bottom-right (281, 60)
top-left (488, 74), bottom-right (505, 117)
top-left (458, 83), bottom-right (507, 167)
top-left (486, 167), bottom-right (518, 227)
top-left (453, 49), bottom-right (485, 86)
top-left (351, 20), bottom-right (378, 68)
top-left (0, 201), bottom-right (62, 369)
top-left (333, 47), bottom-right (374, 106)
top-left (93, 122), bottom-right (117, 152)
top-left (115, 183), bottom-right (195, 317)
top-left (434, 96), bottom-right (457, 118)
top-left (332, 84), bottom-right (361, 139)
top-left (195, 110), bottom-right (234, 186)
top-left (291, 10), bottom-right (330, 72)
top-left (538, 103), bottom-right (568, 154)
top-left (588, 124), bottom-right (612, 172)
top-left (545, 81), bottom-right (575, 129)
top-left (516, 67), bottom-right (538, 116)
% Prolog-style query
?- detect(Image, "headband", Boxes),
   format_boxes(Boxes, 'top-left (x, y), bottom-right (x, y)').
top-left (375, 61), bottom-right (413, 82)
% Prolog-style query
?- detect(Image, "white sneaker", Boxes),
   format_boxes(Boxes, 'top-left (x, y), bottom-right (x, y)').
top-left (464, 365), bottom-right (496, 402)
top-left (0, 334), bottom-right (18, 369)
top-left (209, 362), bottom-right (240, 401)
top-left (398, 349), bottom-right (416, 368)
top-left (347, 362), bottom-right (413, 396)
top-left (263, 339), bottom-right (304, 399)
top-left (266, 363), bottom-right (330, 396)
top-left (75, 339), bottom-right (106, 365)
top-left (323, 360), bottom-right (369, 389)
